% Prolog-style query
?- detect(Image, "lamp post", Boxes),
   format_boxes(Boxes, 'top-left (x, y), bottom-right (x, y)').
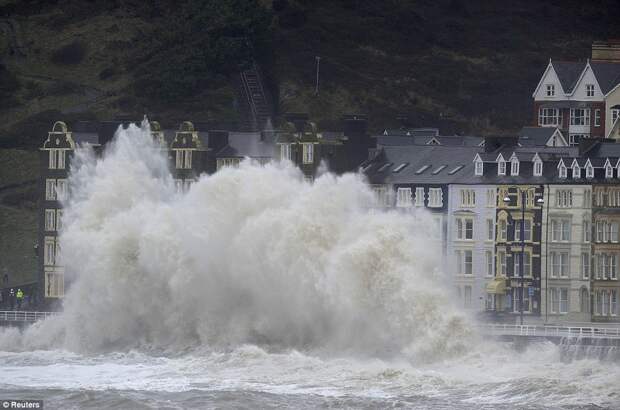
top-left (504, 191), bottom-right (544, 326)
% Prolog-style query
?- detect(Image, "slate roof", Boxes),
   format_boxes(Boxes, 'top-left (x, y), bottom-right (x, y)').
top-left (552, 61), bottom-right (585, 93)
top-left (518, 127), bottom-right (557, 147)
top-left (363, 145), bottom-right (479, 185)
top-left (590, 62), bottom-right (620, 94)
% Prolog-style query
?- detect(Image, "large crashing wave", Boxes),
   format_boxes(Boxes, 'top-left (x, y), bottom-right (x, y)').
top-left (0, 122), bottom-right (471, 359)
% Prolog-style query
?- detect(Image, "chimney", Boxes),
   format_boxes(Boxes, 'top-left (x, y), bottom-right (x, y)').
top-left (592, 40), bottom-right (620, 63)
top-left (207, 130), bottom-right (229, 152)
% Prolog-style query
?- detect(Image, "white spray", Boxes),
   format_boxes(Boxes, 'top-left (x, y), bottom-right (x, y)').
top-left (0, 121), bottom-right (470, 359)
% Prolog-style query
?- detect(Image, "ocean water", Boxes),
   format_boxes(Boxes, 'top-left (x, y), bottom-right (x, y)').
top-left (0, 121), bottom-right (618, 409)
top-left (1, 342), bottom-right (618, 409)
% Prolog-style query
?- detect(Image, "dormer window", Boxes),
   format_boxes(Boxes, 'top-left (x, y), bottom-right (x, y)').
top-left (558, 161), bottom-right (567, 179)
top-left (585, 161), bottom-right (594, 179)
top-left (572, 163), bottom-right (581, 179)
top-left (510, 157), bottom-right (519, 176)
top-left (586, 84), bottom-right (595, 97)
top-left (534, 160), bottom-right (543, 176)
top-left (474, 155), bottom-right (483, 176)
top-left (546, 84), bottom-right (555, 97)
top-left (606, 164), bottom-right (614, 178)
top-left (497, 155), bottom-right (506, 176)
top-left (474, 160), bottom-right (483, 176)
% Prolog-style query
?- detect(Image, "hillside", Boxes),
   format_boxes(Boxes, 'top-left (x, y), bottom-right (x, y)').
top-left (1, 0), bottom-right (620, 148)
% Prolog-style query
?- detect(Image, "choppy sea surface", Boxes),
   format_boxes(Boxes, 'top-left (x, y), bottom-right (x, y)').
top-left (1, 342), bottom-right (619, 409)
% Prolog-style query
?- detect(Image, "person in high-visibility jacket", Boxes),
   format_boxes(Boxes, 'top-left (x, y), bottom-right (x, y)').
top-left (16, 288), bottom-right (24, 310)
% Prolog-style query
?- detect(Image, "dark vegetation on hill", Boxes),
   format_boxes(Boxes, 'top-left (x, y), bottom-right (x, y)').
top-left (0, 0), bottom-right (619, 149)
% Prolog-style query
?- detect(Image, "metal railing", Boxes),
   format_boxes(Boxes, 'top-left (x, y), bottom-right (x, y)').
top-left (479, 323), bottom-right (620, 339)
top-left (0, 311), bottom-right (58, 322)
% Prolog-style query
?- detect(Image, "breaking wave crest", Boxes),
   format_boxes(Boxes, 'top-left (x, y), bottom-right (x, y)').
top-left (0, 121), bottom-right (470, 359)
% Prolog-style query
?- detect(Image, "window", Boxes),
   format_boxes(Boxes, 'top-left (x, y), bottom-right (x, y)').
top-left (595, 109), bottom-right (601, 126)
top-left (486, 219), bottom-right (494, 241)
top-left (393, 163), bottom-right (408, 173)
top-left (546, 84), bottom-right (555, 97)
top-left (570, 108), bottom-right (591, 126)
top-left (612, 108), bottom-right (620, 124)
top-left (45, 209), bottom-right (56, 231)
top-left (584, 190), bottom-right (591, 208)
top-left (464, 286), bottom-right (472, 308)
top-left (44, 236), bottom-right (57, 266)
top-left (569, 134), bottom-right (585, 146)
top-left (610, 189), bottom-right (620, 207)
top-left (551, 252), bottom-right (570, 277)
top-left (455, 250), bottom-right (473, 275)
top-left (538, 108), bottom-right (561, 126)
top-left (416, 165), bottom-right (431, 174)
top-left (586, 84), bottom-right (595, 97)
top-left (56, 210), bottom-right (63, 231)
top-left (551, 288), bottom-right (569, 314)
top-left (581, 288), bottom-right (589, 313)
top-left (585, 163), bottom-right (594, 179)
top-left (595, 189), bottom-right (605, 207)
top-left (396, 188), bottom-right (412, 207)
top-left (48, 149), bottom-right (66, 170)
top-left (510, 158), bottom-right (519, 176)
top-left (596, 290), bottom-right (604, 315)
top-left (456, 217), bottom-right (474, 240)
top-left (45, 269), bottom-right (64, 298)
top-left (280, 144), bottom-right (291, 160)
top-left (551, 219), bottom-right (571, 241)
top-left (48, 150), bottom-right (57, 169)
top-left (533, 160), bottom-right (543, 176)
top-left (460, 189), bottom-right (475, 207)
top-left (582, 253), bottom-right (590, 279)
top-left (414, 187), bottom-right (425, 207)
top-left (302, 144), bottom-right (314, 164)
top-left (513, 287), bottom-right (531, 313)
top-left (486, 189), bottom-right (495, 207)
top-left (513, 250), bottom-right (532, 277)
top-left (558, 163), bottom-right (567, 179)
top-left (606, 164), bottom-right (614, 178)
top-left (175, 150), bottom-right (192, 169)
top-left (428, 188), bottom-right (443, 208)
top-left (55, 179), bottom-right (67, 200)
top-left (486, 250), bottom-right (493, 276)
top-left (612, 290), bottom-right (618, 316)
top-left (475, 160), bottom-right (483, 176)
top-left (596, 221), bottom-right (605, 242)
top-left (498, 159), bottom-right (506, 176)
top-left (45, 179), bottom-right (56, 201)
top-left (498, 218), bottom-right (507, 241)
top-left (372, 186), bottom-right (389, 207)
top-left (497, 250), bottom-right (507, 275)
top-left (583, 220), bottom-right (591, 242)
top-left (556, 190), bottom-right (572, 208)
top-left (572, 164), bottom-right (581, 179)
top-left (515, 219), bottom-right (532, 241)
top-left (610, 222), bottom-right (619, 243)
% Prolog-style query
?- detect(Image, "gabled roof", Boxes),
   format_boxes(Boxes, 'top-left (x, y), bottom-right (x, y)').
top-left (552, 61), bottom-right (586, 93)
top-left (591, 62), bottom-right (620, 95)
top-left (518, 127), bottom-right (567, 147)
